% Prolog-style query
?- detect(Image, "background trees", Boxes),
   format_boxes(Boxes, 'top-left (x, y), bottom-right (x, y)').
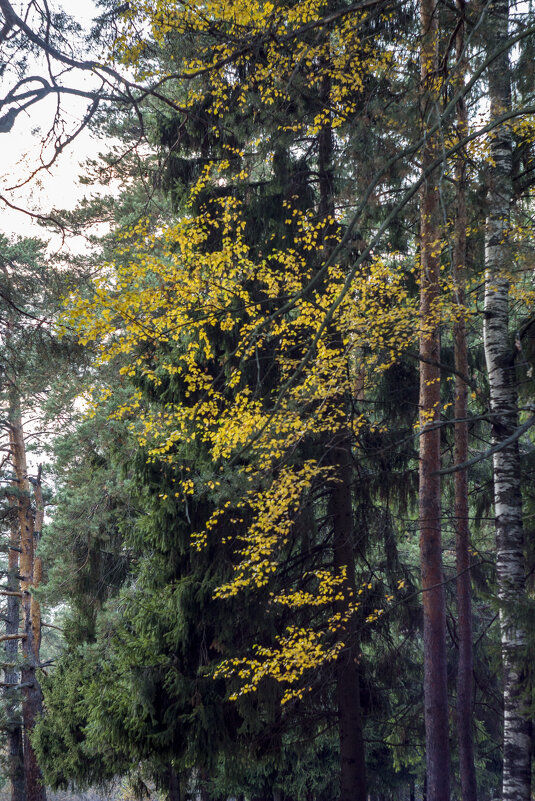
top-left (0, 235), bottom-right (86, 801)
top-left (4, 1), bottom-right (535, 801)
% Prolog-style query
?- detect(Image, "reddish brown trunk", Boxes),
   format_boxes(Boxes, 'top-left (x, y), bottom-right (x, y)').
top-left (30, 472), bottom-right (44, 660)
top-left (329, 433), bottom-right (367, 801)
top-left (317, 36), bottom-right (366, 800)
top-left (20, 675), bottom-right (45, 801)
top-left (453, 4), bottom-right (477, 800)
top-left (5, 515), bottom-right (26, 801)
top-left (453, 172), bottom-right (477, 801)
top-left (9, 402), bottom-right (46, 801)
top-left (4, 321), bottom-right (26, 801)
top-left (419, 1), bottom-right (451, 799)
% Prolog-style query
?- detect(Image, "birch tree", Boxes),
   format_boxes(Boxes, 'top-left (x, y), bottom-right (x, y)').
top-left (483, 2), bottom-right (531, 798)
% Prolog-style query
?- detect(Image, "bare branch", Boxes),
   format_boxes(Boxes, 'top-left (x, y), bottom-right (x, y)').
top-left (41, 622), bottom-right (63, 632)
top-left (0, 681), bottom-right (33, 688)
top-left (435, 415), bottom-right (535, 476)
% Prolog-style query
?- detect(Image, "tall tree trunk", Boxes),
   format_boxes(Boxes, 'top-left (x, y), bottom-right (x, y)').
top-left (328, 433), bottom-right (367, 801)
top-left (483, 2), bottom-right (531, 798)
top-left (4, 321), bottom-right (26, 801)
top-left (5, 516), bottom-right (26, 801)
top-left (453, 4), bottom-right (477, 800)
top-left (30, 469), bottom-right (44, 663)
top-left (318, 46), bottom-right (366, 801)
top-left (9, 398), bottom-right (46, 801)
top-left (418, 1), bottom-right (450, 799)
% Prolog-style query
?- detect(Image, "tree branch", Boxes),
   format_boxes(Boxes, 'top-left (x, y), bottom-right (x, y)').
top-left (434, 415), bottom-right (535, 476)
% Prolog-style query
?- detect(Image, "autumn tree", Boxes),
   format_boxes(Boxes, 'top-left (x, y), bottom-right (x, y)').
top-left (59, 5), bottom-right (426, 801)
top-left (13, 1), bottom-right (535, 799)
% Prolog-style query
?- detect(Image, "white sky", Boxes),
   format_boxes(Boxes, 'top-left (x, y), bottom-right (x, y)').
top-left (0, 0), bottom-right (110, 252)
top-left (1, 106), bottom-right (104, 243)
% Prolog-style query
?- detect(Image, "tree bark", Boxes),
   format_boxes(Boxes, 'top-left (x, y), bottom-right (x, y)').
top-left (418, 1), bottom-right (451, 799)
top-left (5, 515), bottom-right (26, 801)
top-left (317, 41), bottom-right (366, 800)
top-left (30, 469), bottom-right (44, 662)
top-left (453, 4), bottom-right (477, 800)
top-left (328, 433), bottom-right (367, 801)
top-left (483, 2), bottom-right (531, 799)
top-left (9, 398), bottom-right (46, 801)
top-left (3, 321), bottom-right (26, 801)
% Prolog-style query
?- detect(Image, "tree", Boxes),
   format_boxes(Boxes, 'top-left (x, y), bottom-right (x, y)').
top-left (0, 235), bottom-right (84, 801)
top-left (60, 8), bottom-right (424, 801)
top-left (483, 1), bottom-right (531, 798)
top-left (417, 1), bottom-right (451, 797)
top-left (13, 1), bottom-right (535, 798)
top-left (452, 3), bottom-right (477, 799)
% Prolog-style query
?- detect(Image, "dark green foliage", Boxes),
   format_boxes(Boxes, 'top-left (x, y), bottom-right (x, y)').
top-left (23, 5), bottom-right (535, 800)
top-left (32, 644), bottom-right (130, 789)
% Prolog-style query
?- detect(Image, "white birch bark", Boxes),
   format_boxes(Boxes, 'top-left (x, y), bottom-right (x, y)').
top-left (483, 3), bottom-right (531, 798)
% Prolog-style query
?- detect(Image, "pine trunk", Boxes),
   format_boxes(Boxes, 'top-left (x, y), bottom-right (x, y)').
top-left (30, 471), bottom-right (44, 662)
top-left (483, 2), bottom-right (531, 799)
top-left (318, 50), bottom-right (367, 801)
top-left (453, 4), bottom-right (477, 799)
top-left (9, 400), bottom-right (46, 801)
top-left (329, 433), bottom-right (367, 801)
top-left (4, 323), bottom-right (25, 801)
top-left (419, 1), bottom-right (450, 798)
top-left (5, 517), bottom-right (26, 801)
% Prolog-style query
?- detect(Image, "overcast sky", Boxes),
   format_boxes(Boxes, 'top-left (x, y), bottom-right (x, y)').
top-left (0, 0), bottom-right (109, 250)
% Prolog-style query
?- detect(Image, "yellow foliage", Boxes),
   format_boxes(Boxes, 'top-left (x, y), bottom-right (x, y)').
top-left (64, 0), bottom-right (439, 703)
top-left (64, 187), bottom-right (419, 699)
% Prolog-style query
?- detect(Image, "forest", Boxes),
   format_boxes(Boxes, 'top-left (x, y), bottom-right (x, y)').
top-left (0, 0), bottom-right (535, 800)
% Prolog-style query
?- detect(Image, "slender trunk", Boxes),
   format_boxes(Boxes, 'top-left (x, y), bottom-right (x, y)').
top-left (30, 469), bottom-right (44, 662)
top-left (453, 4), bottom-right (477, 800)
top-left (328, 433), bottom-right (367, 801)
top-left (483, 3), bottom-right (531, 799)
top-left (418, 2), bottom-right (450, 799)
top-left (318, 44), bottom-right (366, 800)
top-left (4, 322), bottom-right (26, 801)
top-left (9, 398), bottom-right (46, 801)
top-left (5, 516), bottom-right (26, 801)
